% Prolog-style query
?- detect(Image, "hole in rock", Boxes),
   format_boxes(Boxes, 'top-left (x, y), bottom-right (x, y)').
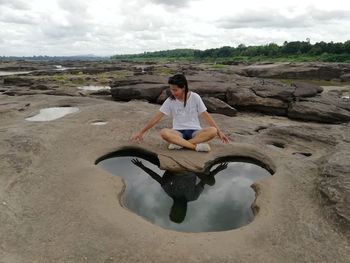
top-left (91, 120), bottom-right (108, 126)
top-left (25, 107), bottom-right (79, 121)
top-left (266, 142), bottom-right (285, 150)
top-left (96, 148), bottom-right (272, 232)
top-left (254, 126), bottom-right (268, 133)
top-left (292, 152), bottom-right (312, 158)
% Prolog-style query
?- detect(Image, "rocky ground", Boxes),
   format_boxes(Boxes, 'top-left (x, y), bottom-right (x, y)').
top-left (0, 60), bottom-right (349, 262)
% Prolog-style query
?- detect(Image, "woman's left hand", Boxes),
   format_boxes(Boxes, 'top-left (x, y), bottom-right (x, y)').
top-left (131, 158), bottom-right (144, 167)
top-left (217, 131), bottom-right (230, 144)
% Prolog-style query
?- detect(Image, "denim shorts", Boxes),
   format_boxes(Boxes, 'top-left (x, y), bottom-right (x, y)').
top-left (176, 129), bottom-right (199, 140)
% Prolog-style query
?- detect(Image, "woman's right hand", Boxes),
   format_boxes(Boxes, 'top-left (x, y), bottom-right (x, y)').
top-left (129, 131), bottom-right (144, 142)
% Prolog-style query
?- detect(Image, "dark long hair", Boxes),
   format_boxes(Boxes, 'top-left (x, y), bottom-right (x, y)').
top-left (168, 74), bottom-right (189, 107)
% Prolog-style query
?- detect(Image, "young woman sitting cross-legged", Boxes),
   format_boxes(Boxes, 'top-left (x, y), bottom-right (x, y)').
top-left (130, 74), bottom-right (229, 152)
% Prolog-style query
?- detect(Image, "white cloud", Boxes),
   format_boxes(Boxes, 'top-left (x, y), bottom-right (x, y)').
top-left (216, 7), bottom-right (350, 29)
top-left (0, 0), bottom-right (349, 56)
top-left (150, 0), bottom-right (197, 8)
top-left (0, 0), bottom-right (30, 10)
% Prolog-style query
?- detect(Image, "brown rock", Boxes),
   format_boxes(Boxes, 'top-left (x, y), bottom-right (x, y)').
top-left (227, 86), bottom-right (288, 115)
top-left (202, 97), bottom-right (237, 116)
top-left (287, 100), bottom-right (350, 123)
top-left (189, 81), bottom-right (232, 101)
top-left (241, 62), bottom-right (350, 80)
top-left (319, 146), bottom-right (350, 233)
top-left (340, 73), bottom-right (350, 82)
top-left (156, 89), bottom-right (170, 104)
top-left (250, 79), bottom-right (295, 102)
top-left (110, 75), bottom-right (167, 87)
top-left (4, 76), bottom-right (34, 86)
top-left (292, 81), bottom-right (323, 98)
top-left (111, 83), bottom-right (168, 102)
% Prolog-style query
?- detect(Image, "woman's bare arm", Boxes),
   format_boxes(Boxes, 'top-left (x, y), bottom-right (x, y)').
top-left (200, 111), bottom-right (230, 143)
top-left (129, 111), bottom-right (165, 142)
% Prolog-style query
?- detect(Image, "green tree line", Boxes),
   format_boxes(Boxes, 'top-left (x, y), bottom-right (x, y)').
top-left (111, 41), bottom-right (350, 62)
top-left (111, 49), bottom-right (195, 59)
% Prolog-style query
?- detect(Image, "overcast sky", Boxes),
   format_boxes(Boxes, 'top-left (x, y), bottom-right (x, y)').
top-left (0, 0), bottom-right (349, 56)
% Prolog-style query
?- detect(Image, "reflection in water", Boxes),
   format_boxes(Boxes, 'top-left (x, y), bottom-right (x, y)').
top-left (98, 156), bottom-right (270, 232)
top-left (131, 159), bottom-right (227, 223)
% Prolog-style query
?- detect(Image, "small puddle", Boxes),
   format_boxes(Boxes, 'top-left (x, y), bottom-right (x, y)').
top-left (77, 86), bottom-right (111, 91)
top-left (54, 65), bottom-right (70, 71)
top-left (97, 149), bottom-right (272, 232)
top-left (0, 71), bottom-right (32, 76)
top-left (91, 120), bottom-right (108, 126)
top-left (25, 107), bottom-right (79, 121)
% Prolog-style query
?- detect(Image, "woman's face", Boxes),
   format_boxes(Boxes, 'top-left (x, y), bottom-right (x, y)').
top-left (169, 84), bottom-right (185, 100)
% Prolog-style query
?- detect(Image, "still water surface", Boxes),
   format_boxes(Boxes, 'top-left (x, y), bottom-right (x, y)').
top-left (25, 107), bottom-right (79, 121)
top-left (98, 156), bottom-right (271, 232)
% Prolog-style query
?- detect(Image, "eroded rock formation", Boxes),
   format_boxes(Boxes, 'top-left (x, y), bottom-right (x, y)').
top-left (0, 60), bottom-right (349, 262)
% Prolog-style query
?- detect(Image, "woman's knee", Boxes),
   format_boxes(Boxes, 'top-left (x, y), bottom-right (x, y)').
top-left (207, 127), bottom-right (217, 137)
top-left (160, 128), bottom-right (172, 139)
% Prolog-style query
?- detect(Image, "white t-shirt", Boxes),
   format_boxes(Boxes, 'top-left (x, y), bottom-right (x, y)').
top-left (159, 92), bottom-right (207, 130)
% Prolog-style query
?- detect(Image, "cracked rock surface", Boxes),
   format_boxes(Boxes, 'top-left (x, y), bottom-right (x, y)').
top-left (0, 93), bottom-right (349, 262)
